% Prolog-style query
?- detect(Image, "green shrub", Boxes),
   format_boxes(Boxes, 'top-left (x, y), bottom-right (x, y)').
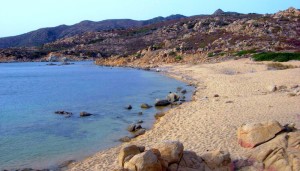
top-left (208, 52), bottom-right (214, 57)
top-left (235, 49), bottom-right (256, 56)
top-left (253, 52), bottom-right (300, 62)
top-left (135, 53), bottom-right (142, 58)
top-left (152, 43), bottom-right (164, 50)
top-left (168, 51), bottom-right (177, 56)
top-left (175, 55), bottom-right (183, 61)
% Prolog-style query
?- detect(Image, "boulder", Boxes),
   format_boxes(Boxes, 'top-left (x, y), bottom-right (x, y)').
top-left (167, 92), bottom-right (180, 102)
top-left (118, 145), bottom-right (142, 167)
top-left (176, 151), bottom-right (205, 171)
top-left (155, 112), bottom-right (165, 120)
top-left (137, 120), bottom-right (143, 124)
top-left (80, 111), bottom-right (92, 117)
top-left (181, 89), bottom-right (187, 94)
top-left (155, 100), bottom-right (171, 107)
top-left (201, 150), bottom-right (231, 170)
top-left (213, 94), bottom-right (220, 97)
top-left (127, 124), bottom-right (137, 132)
top-left (154, 141), bottom-right (184, 164)
top-left (140, 103), bottom-right (152, 109)
top-left (134, 128), bottom-right (146, 137)
top-left (126, 105), bottom-right (132, 110)
top-left (54, 111), bottom-right (72, 115)
top-left (267, 85), bottom-right (277, 92)
top-left (119, 136), bottom-right (132, 142)
top-left (247, 131), bottom-right (300, 171)
top-left (237, 120), bottom-right (283, 148)
top-left (124, 150), bottom-right (163, 171)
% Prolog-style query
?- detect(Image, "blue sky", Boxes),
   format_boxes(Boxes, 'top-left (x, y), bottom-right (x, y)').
top-left (0, 0), bottom-right (299, 38)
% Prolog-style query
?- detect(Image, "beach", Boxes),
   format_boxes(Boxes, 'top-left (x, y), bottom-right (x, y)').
top-left (68, 58), bottom-right (300, 170)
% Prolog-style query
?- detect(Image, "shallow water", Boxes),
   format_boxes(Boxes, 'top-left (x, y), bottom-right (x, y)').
top-left (0, 62), bottom-right (193, 170)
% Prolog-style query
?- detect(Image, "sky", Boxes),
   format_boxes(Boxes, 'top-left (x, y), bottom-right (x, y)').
top-left (0, 0), bottom-right (299, 38)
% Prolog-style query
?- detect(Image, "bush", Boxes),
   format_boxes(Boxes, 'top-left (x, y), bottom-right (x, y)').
top-left (267, 63), bottom-right (297, 70)
top-left (168, 51), bottom-right (177, 56)
top-left (135, 53), bottom-right (142, 58)
top-left (253, 52), bottom-right (300, 62)
top-left (208, 52), bottom-right (214, 57)
top-left (235, 49), bottom-right (256, 56)
top-left (175, 55), bottom-right (183, 61)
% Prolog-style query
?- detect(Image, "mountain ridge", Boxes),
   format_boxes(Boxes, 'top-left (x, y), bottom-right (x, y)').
top-left (0, 14), bottom-right (187, 48)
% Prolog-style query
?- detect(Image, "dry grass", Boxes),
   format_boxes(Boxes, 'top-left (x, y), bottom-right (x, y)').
top-left (267, 62), bottom-right (298, 70)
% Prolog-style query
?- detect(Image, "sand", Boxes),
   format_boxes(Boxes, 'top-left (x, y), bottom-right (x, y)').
top-left (68, 58), bottom-right (300, 171)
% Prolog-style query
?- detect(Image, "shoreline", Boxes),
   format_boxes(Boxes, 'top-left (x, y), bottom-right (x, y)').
top-left (0, 62), bottom-right (193, 171)
top-left (67, 58), bottom-right (300, 170)
top-left (60, 64), bottom-right (198, 170)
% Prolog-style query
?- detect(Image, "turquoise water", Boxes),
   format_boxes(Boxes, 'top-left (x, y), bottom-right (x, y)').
top-left (0, 62), bottom-right (193, 170)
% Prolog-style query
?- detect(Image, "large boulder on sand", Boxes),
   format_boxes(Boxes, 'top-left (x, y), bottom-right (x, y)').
top-left (124, 150), bottom-right (163, 171)
top-left (118, 145), bottom-right (144, 167)
top-left (237, 120), bottom-right (283, 148)
top-left (154, 141), bottom-right (184, 164)
top-left (201, 150), bottom-right (231, 170)
top-left (247, 131), bottom-right (300, 171)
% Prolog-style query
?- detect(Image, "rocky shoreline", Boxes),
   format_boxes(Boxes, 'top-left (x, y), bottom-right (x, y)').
top-left (64, 58), bottom-right (300, 170)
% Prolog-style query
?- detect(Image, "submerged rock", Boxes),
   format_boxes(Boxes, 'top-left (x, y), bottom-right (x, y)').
top-left (119, 136), bottom-right (132, 142)
top-left (80, 111), bottom-right (93, 117)
top-left (54, 111), bottom-right (72, 115)
top-left (140, 103), bottom-right (152, 109)
top-left (154, 112), bottom-right (165, 119)
top-left (125, 105), bottom-right (132, 110)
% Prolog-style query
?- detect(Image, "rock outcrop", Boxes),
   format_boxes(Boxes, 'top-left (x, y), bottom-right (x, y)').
top-left (118, 141), bottom-right (232, 171)
top-left (237, 120), bottom-right (283, 148)
top-left (246, 131), bottom-right (300, 171)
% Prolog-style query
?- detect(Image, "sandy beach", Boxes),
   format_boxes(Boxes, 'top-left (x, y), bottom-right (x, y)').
top-left (68, 58), bottom-right (300, 171)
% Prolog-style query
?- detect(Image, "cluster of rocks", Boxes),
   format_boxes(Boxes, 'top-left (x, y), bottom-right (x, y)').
top-left (54, 110), bottom-right (93, 118)
top-left (117, 120), bottom-right (299, 171)
top-left (267, 84), bottom-right (300, 96)
top-left (236, 120), bottom-right (300, 170)
top-left (117, 141), bottom-right (231, 171)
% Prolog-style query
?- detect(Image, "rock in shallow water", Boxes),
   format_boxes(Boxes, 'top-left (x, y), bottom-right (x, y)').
top-left (140, 103), bottom-right (152, 109)
top-left (155, 100), bottom-right (171, 106)
top-left (80, 111), bottom-right (92, 117)
top-left (54, 110), bottom-right (72, 115)
top-left (125, 105), bottom-right (132, 110)
top-left (119, 136), bottom-right (132, 142)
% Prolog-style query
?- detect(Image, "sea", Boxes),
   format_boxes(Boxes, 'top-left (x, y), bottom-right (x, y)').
top-left (0, 61), bottom-right (193, 170)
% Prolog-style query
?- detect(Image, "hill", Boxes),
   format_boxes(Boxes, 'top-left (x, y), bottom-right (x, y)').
top-left (0, 14), bottom-right (186, 48)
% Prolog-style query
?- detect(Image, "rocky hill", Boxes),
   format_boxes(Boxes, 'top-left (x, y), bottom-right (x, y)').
top-left (0, 7), bottom-right (299, 64)
top-left (0, 14), bottom-right (186, 48)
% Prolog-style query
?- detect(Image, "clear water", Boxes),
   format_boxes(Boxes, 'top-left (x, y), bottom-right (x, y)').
top-left (0, 62), bottom-right (193, 170)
